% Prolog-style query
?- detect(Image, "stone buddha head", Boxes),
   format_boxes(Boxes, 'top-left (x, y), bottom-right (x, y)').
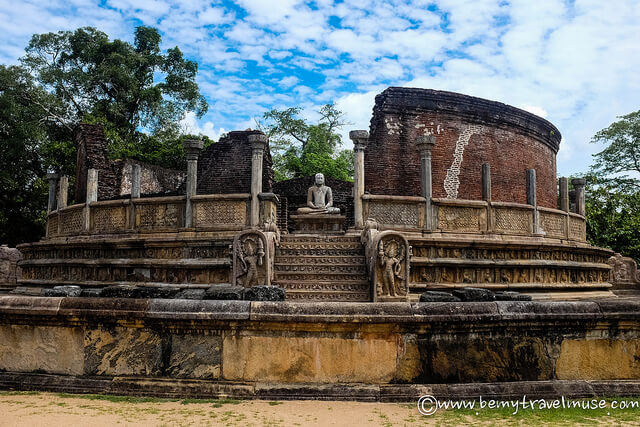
top-left (315, 173), bottom-right (325, 186)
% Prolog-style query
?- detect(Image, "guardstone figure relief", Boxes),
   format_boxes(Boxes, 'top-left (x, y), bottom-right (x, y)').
top-left (233, 233), bottom-right (265, 287)
top-left (372, 232), bottom-right (410, 301)
top-left (297, 173), bottom-right (340, 215)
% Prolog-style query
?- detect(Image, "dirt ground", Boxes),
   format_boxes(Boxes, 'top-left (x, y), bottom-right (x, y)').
top-left (0, 393), bottom-right (427, 426)
top-left (1, 392), bottom-right (638, 426)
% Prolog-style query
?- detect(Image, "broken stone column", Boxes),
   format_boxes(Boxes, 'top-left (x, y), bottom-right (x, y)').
top-left (248, 134), bottom-right (267, 227)
top-left (416, 135), bottom-right (436, 230)
top-left (57, 175), bottom-right (69, 209)
top-left (526, 169), bottom-right (541, 235)
top-left (84, 169), bottom-right (98, 231)
top-left (559, 177), bottom-right (569, 212)
top-left (129, 164), bottom-right (141, 229)
top-left (46, 173), bottom-right (58, 212)
top-left (183, 139), bottom-right (204, 228)
top-left (572, 178), bottom-right (586, 216)
top-left (482, 163), bottom-right (491, 202)
top-left (350, 130), bottom-right (369, 228)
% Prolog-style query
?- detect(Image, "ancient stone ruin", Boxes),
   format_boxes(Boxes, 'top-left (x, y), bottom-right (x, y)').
top-left (14, 87), bottom-right (617, 302)
top-left (2, 87), bottom-right (639, 400)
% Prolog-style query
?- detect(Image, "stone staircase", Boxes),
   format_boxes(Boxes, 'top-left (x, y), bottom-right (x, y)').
top-left (273, 234), bottom-right (371, 302)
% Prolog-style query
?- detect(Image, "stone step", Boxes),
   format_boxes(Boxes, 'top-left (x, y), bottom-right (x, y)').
top-left (280, 235), bottom-right (361, 243)
top-left (274, 272), bottom-right (368, 282)
top-left (277, 247), bottom-right (364, 257)
top-left (276, 280), bottom-right (370, 293)
top-left (284, 290), bottom-right (370, 302)
top-left (274, 264), bottom-right (367, 274)
top-left (277, 241), bottom-right (364, 250)
top-left (274, 255), bottom-right (366, 265)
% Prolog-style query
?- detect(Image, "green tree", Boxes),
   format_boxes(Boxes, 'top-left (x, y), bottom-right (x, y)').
top-left (0, 65), bottom-right (60, 245)
top-left (584, 110), bottom-right (640, 262)
top-left (259, 104), bottom-right (354, 181)
top-left (21, 26), bottom-right (208, 168)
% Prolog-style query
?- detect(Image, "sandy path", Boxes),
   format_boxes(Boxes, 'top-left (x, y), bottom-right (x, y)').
top-left (0, 393), bottom-right (429, 426)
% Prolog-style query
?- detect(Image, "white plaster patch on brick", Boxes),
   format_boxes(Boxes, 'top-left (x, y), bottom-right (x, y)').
top-left (443, 125), bottom-right (483, 199)
top-left (385, 117), bottom-right (401, 135)
top-left (414, 122), bottom-right (442, 136)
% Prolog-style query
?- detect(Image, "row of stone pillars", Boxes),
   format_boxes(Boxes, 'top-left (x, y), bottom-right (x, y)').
top-left (348, 131), bottom-right (587, 230)
top-left (45, 135), bottom-right (270, 230)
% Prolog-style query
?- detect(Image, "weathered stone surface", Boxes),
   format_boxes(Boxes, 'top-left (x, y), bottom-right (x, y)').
top-left (204, 285), bottom-right (244, 300)
top-left (249, 301), bottom-right (414, 323)
top-left (494, 291), bottom-right (532, 301)
top-left (80, 288), bottom-right (103, 298)
top-left (556, 339), bottom-right (640, 380)
top-left (0, 245), bottom-right (22, 289)
top-left (147, 299), bottom-right (250, 320)
top-left (452, 287), bottom-right (496, 302)
top-left (411, 302), bottom-right (500, 322)
top-left (174, 289), bottom-right (206, 300)
top-left (58, 297), bottom-right (149, 319)
top-left (0, 295), bottom-right (61, 315)
top-left (419, 291), bottom-right (461, 302)
top-left (496, 301), bottom-right (602, 320)
top-left (84, 327), bottom-right (165, 376)
top-left (43, 285), bottom-right (82, 297)
top-left (0, 325), bottom-right (83, 375)
top-left (222, 334), bottom-right (399, 383)
top-left (100, 285), bottom-right (138, 298)
top-left (417, 336), bottom-right (555, 382)
top-left (131, 286), bottom-right (181, 299)
top-left (167, 333), bottom-right (221, 379)
top-left (243, 285), bottom-right (285, 301)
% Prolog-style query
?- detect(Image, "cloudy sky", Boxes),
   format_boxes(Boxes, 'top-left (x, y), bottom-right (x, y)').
top-left (1, 0), bottom-right (639, 175)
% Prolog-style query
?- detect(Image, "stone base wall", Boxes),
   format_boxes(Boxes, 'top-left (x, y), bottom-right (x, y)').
top-left (0, 297), bottom-right (639, 388)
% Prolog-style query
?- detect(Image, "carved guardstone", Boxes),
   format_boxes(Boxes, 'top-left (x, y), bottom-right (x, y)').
top-left (232, 231), bottom-right (268, 287)
top-left (290, 214), bottom-right (346, 234)
top-left (372, 232), bottom-right (410, 302)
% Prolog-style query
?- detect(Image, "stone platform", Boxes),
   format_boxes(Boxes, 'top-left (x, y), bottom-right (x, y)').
top-left (1, 295), bottom-right (640, 400)
top-left (290, 214), bottom-right (346, 234)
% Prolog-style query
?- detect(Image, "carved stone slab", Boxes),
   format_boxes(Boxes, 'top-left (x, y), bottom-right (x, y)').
top-left (290, 214), bottom-right (346, 234)
top-left (371, 231), bottom-right (411, 302)
top-left (232, 230), bottom-right (272, 288)
top-left (608, 253), bottom-right (640, 289)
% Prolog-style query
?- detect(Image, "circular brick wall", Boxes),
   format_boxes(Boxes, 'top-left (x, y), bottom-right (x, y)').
top-left (365, 87), bottom-right (561, 208)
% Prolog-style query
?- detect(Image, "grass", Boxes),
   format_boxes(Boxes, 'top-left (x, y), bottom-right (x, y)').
top-left (430, 397), bottom-right (640, 426)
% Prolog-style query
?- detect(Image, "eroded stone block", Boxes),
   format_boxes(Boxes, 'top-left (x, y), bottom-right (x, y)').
top-left (557, 339), bottom-right (640, 380)
top-left (0, 325), bottom-right (83, 375)
top-left (168, 334), bottom-right (221, 379)
top-left (84, 327), bottom-right (165, 376)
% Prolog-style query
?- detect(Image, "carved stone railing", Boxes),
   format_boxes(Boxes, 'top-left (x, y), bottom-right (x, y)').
top-left (430, 199), bottom-right (586, 242)
top-left (362, 195), bottom-right (426, 230)
top-left (44, 194), bottom-right (256, 238)
top-left (191, 194), bottom-right (249, 230)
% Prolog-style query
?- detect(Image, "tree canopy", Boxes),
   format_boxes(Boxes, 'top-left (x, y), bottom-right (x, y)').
top-left (259, 103), bottom-right (354, 181)
top-left (0, 26), bottom-right (209, 246)
top-left (584, 109), bottom-right (640, 263)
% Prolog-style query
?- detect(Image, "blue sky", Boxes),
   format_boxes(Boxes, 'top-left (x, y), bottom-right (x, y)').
top-left (1, 0), bottom-right (639, 175)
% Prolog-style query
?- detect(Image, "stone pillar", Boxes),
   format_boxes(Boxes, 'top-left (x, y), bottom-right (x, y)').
top-left (526, 169), bottom-right (542, 235)
top-left (84, 169), bottom-right (98, 231)
top-left (57, 175), bottom-right (69, 209)
top-left (559, 177), bottom-right (569, 212)
top-left (129, 164), bottom-right (141, 229)
top-left (248, 134), bottom-right (267, 227)
top-left (416, 135), bottom-right (436, 230)
top-left (46, 173), bottom-right (59, 212)
top-left (482, 163), bottom-right (491, 202)
top-left (183, 139), bottom-right (204, 228)
top-left (349, 130), bottom-right (369, 228)
top-left (526, 169), bottom-right (536, 206)
top-left (572, 178), bottom-right (586, 216)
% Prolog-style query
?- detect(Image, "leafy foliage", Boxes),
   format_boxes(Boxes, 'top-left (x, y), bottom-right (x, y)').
top-left (21, 26), bottom-right (208, 169)
top-left (0, 65), bottom-right (56, 245)
top-left (0, 26), bottom-right (209, 246)
top-left (585, 110), bottom-right (640, 262)
top-left (259, 104), bottom-right (354, 181)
